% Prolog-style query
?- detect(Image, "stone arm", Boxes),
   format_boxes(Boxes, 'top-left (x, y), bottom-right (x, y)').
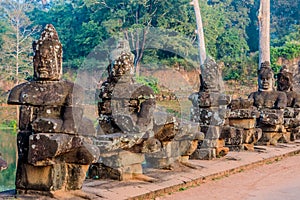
top-left (7, 83), bottom-right (28, 105)
top-left (292, 92), bottom-right (300, 108)
top-left (276, 91), bottom-right (288, 109)
top-left (62, 82), bottom-right (85, 134)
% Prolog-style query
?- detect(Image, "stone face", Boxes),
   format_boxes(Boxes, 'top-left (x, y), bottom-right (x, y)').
top-left (201, 57), bottom-right (224, 92)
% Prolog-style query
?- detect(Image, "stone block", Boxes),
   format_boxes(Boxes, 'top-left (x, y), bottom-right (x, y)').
top-left (242, 144), bottom-right (255, 151)
top-left (228, 109), bottom-right (260, 119)
top-left (190, 148), bottom-right (216, 160)
top-left (16, 163), bottom-right (66, 191)
top-left (149, 141), bottom-right (180, 158)
top-left (220, 126), bottom-right (236, 139)
top-left (178, 140), bottom-right (198, 156)
top-left (154, 123), bottom-right (177, 142)
top-left (202, 126), bottom-right (221, 139)
top-left (16, 163), bottom-right (89, 192)
top-left (177, 120), bottom-right (201, 139)
top-left (259, 125), bottom-right (286, 132)
top-left (216, 146), bottom-right (229, 157)
top-left (224, 128), bottom-right (243, 145)
top-left (284, 107), bottom-right (295, 118)
top-left (66, 164), bottom-right (89, 190)
top-left (201, 139), bottom-right (217, 148)
top-left (229, 118), bottom-right (256, 129)
top-left (153, 111), bottom-right (177, 126)
top-left (95, 132), bottom-right (147, 151)
top-left (257, 132), bottom-right (284, 145)
top-left (191, 106), bottom-right (228, 126)
top-left (259, 109), bottom-right (284, 126)
top-left (145, 156), bottom-right (178, 169)
top-left (99, 150), bottom-right (145, 168)
top-left (229, 98), bottom-right (254, 110)
top-left (28, 133), bottom-right (99, 165)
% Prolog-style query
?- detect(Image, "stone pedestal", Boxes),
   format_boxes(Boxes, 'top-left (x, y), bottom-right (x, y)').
top-left (256, 109), bottom-right (289, 145)
top-left (16, 163), bottom-right (89, 193)
top-left (90, 150), bottom-right (145, 181)
top-left (284, 107), bottom-right (300, 141)
top-left (189, 91), bottom-right (230, 160)
top-left (224, 106), bottom-right (262, 151)
top-left (144, 116), bottom-right (203, 169)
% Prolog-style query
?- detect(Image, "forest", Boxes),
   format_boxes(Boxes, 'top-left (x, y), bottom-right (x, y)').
top-left (0, 0), bottom-right (299, 96)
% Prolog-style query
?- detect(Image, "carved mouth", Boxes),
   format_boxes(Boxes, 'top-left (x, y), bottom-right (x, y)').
top-left (38, 69), bottom-right (49, 76)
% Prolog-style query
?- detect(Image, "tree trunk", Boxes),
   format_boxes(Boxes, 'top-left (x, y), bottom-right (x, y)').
top-left (258, 0), bottom-right (270, 69)
top-left (191, 0), bottom-right (206, 66)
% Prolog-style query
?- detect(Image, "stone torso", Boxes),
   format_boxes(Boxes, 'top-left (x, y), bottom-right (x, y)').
top-left (249, 91), bottom-right (287, 109)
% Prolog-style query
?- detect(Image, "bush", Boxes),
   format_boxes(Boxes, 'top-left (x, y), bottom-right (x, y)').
top-left (135, 76), bottom-right (160, 94)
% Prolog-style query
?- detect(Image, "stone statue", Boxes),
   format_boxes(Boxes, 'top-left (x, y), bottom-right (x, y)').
top-left (277, 66), bottom-right (300, 141)
top-left (277, 66), bottom-right (300, 107)
top-left (7, 24), bottom-right (99, 194)
top-left (249, 62), bottom-right (287, 109)
top-left (98, 39), bottom-right (155, 136)
top-left (189, 58), bottom-right (230, 159)
top-left (248, 62), bottom-right (288, 145)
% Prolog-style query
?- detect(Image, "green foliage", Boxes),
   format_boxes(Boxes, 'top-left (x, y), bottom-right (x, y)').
top-left (222, 54), bottom-right (258, 83)
top-left (135, 76), bottom-right (159, 94)
top-left (0, 120), bottom-right (17, 130)
top-left (270, 0), bottom-right (299, 42)
top-left (271, 41), bottom-right (300, 72)
top-left (0, 129), bottom-right (17, 192)
top-left (216, 28), bottom-right (249, 59)
top-left (0, 0), bottom-right (299, 82)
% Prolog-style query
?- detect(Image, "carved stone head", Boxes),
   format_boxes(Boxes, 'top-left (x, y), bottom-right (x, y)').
top-left (277, 66), bottom-right (293, 92)
top-left (33, 24), bottom-right (62, 81)
top-left (258, 61), bottom-right (274, 92)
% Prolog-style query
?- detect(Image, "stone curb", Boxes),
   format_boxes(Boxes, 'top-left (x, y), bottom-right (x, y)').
top-left (126, 145), bottom-right (300, 200)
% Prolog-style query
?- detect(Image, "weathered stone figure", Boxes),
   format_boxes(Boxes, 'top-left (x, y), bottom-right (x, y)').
top-left (277, 66), bottom-right (300, 141)
top-left (93, 40), bottom-right (202, 178)
top-left (98, 39), bottom-right (155, 136)
top-left (95, 39), bottom-right (157, 180)
top-left (249, 62), bottom-right (287, 109)
top-left (7, 24), bottom-right (99, 194)
top-left (189, 57), bottom-right (230, 159)
top-left (277, 66), bottom-right (300, 107)
top-left (249, 62), bottom-right (288, 145)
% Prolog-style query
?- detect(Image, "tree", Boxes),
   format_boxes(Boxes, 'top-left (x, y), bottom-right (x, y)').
top-left (258, 0), bottom-right (270, 68)
top-left (191, 0), bottom-right (206, 65)
top-left (0, 0), bottom-right (39, 85)
top-left (270, 0), bottom-right (300, 44)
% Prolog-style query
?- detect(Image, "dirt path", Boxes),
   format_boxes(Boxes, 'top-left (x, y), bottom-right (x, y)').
top-left (158, 154), bottom-right (300, 200)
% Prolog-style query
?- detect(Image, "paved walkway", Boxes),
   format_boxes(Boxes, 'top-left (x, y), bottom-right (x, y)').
top-left (1, 142), bottom-right (300, 199)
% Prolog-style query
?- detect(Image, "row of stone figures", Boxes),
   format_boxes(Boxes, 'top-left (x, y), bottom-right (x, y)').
top-left (189, 59), bottom-right (300, 158)
top-left (6, 24), bottom-right (300, 196)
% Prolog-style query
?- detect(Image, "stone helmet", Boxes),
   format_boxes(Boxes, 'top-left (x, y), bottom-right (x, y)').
top-left (33, 24), bottom-right (63, 81)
